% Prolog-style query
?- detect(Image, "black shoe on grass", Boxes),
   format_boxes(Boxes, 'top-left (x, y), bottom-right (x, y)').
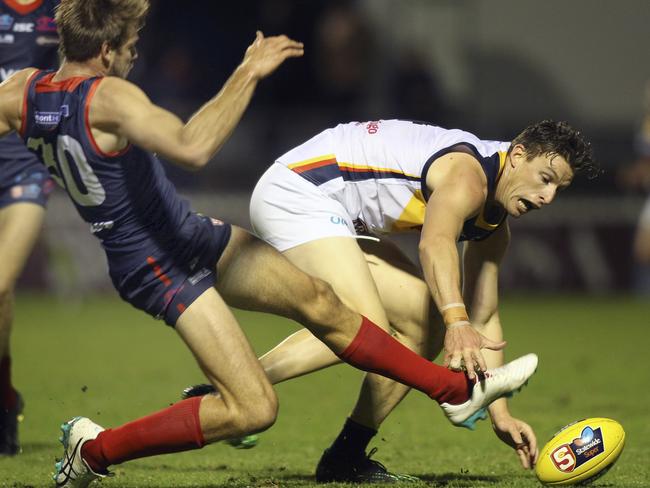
top-left (315, 447), bottom-right (419, 483)
top-left (0, 391), bottom-right (23, 456)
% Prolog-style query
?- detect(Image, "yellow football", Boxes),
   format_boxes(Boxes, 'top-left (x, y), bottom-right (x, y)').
top-left (535, 418), bottom-right (625, 485)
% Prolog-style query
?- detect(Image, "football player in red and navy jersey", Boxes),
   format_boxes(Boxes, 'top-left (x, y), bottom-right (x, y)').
top-left (0, 0), bottom-right (58, 456)
top-left (0, 1), bottom-right (537, 485)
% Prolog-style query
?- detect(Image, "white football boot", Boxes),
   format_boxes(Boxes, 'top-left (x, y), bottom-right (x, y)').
top-left (440, 353), bottom-right (538, 430)
top-left (53, 417), bottom-right (110, 487)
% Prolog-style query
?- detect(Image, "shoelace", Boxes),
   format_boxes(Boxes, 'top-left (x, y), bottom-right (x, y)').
top-left (363, 447), bottom-right (389, 472)
top-left (56, 438), bottom-right (83, 487)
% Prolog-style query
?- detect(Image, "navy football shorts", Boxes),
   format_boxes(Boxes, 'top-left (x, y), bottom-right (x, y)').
top-left (112, 214), bottom-right (232, 327)
top-left (0, 166), bottom-right (54, 209)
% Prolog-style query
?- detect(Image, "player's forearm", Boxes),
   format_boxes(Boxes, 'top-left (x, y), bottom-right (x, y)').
top-left (419, 236), bottom-right (464, 311)
top-left (181, 64), bottom-right (259, 168)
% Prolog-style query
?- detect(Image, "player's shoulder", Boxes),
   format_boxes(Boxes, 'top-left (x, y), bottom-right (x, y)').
top-left (427, 150), bottom-right (488, 191)
top-left (90, 76), bottom-right (150, 119)
top-left (0, 67), bottom-right (39, 88)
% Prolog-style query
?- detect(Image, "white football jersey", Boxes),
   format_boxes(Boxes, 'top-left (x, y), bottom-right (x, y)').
top-left (276, 119), bottom-right (510, 237)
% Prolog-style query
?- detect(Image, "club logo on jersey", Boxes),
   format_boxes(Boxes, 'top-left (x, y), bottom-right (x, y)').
top-left (34, 105), bottom-right (69, 129)
top-left (13, 22), bottom-right (34, 32)
top-left (36, 16), bottom-right (57, 32)
top-left (0, 14), bottom-right (13, 31)
top-left (551, 426), bottom-right (605, 473)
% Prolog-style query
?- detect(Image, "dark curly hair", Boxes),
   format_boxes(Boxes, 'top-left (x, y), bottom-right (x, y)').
top-left (510, 120), bottom-right (599, 179)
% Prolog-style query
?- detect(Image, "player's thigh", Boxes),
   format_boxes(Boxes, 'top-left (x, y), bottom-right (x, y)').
top-left (215, 226), bottom-right (350, 329)
top-left (283, 236), bottom-right (390, 327)
top-left (0, 202), bottom-right (45, 286)
top-left (175, 287), bottom-right (272, 406)
top-left (359, 238), bottom-right (443, 357)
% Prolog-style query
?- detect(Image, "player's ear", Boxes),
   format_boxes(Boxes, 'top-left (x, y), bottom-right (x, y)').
top-left (99, 41), bottom-right (113, 69)
top-left (509, 144), bottom-right (527, 167)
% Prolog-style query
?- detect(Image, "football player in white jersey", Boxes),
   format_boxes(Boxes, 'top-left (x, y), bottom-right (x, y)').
top-left (186, 119), bottom-right (596, 482)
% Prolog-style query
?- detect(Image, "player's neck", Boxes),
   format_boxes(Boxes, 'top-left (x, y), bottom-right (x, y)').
top-left (493, 162), bottom-right (510, 206)
top-left (54, 59), bottom-right (107, 81)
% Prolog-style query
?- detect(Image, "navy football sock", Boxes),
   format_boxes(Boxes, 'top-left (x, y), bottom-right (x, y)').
top-left (329, 418), bottom-right (377, 456)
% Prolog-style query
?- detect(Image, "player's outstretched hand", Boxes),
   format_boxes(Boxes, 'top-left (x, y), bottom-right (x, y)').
top-left (242, 31), bottom-right (304, 81)
top-left (443, 324), bottom-right (506, 379)
top-left (491, 414), bottom-right (539, 469)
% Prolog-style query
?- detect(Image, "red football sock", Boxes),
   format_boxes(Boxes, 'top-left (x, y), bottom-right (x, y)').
top-left (0, 355), bottom-right (17, 410)
top-left (81, 396), bottom-right (204, 473)
top-left (338, 317), bottom-right (471, 405)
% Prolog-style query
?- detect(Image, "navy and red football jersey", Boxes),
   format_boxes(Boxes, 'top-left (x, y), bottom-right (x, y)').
top-left (0, 0), bottom-right (59, 185)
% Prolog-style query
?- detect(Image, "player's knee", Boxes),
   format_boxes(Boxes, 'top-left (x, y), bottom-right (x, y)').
top-left (233, 388), bottom-right (278, 434)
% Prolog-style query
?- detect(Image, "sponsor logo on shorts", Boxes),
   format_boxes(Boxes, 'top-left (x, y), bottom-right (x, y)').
top-left (188, 267), bottom-right (211, 285)
top-left (210, 218), bottom-right (224, 226)
top-left (551, 426), bottom-right (605, 473)
top-left (0, 33), bottom-right (14, 44)
top-left (330, 216), bottom-right (346, 226)
top-left (10, 183), bottom-right (42, 200)
top-left (36, 16), bottom-right (57, 32)
top-left (90, 221), bottom-right (114, 233)
top-left (0, 14), bottom-right (13, 31)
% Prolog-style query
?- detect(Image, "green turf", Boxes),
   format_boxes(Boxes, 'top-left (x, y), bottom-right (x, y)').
top-left (1, 294), bottom-right (648, 487)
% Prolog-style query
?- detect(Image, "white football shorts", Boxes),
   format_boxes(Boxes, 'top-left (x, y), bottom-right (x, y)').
top-left (250, 162), bottom-right (374, 252)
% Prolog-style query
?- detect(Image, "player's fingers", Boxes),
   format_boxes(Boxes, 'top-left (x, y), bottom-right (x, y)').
top-left (520, 425), bottom-right (538, 466)
top-left (517, 447), bottom-right (531, 469)
top-left (462, 351), bottom-right (475, 379)
top-left (281, 45), bottom-right (304, 57)
top-left (473, 349), bottom-right (487, 372)
top-left (448, 352), bottom-right (462, 371)
top-left (521, 425), bottom-right (538, 458)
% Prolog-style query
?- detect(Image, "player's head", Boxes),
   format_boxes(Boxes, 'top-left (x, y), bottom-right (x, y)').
top-left (496, 120), bottom-right (596, 218)
top-left (55, 0), bottom-right (149, 78)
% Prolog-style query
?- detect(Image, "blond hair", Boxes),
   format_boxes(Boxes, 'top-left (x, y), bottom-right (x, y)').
top-left (55, 0), bottom-right (149, 62)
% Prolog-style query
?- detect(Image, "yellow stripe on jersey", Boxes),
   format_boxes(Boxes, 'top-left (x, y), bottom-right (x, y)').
top-left (337, 162), bottom-right (420, 180)
top-left (287, 154), bottom-right (337, 171)
top-left (392, 190), bottom-right (426, 231)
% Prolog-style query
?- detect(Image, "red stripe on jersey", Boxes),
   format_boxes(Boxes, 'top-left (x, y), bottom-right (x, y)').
top-left (292, 157), bottom-right (337, 174)
top-left (3, 0), bottom-right (43, 15)
top-left (34, 72), bottom-right (89, 93)
top-left (20, 69), bottom-right (41, 138)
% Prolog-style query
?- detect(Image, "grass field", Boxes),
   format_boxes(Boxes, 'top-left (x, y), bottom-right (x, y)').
top-left (1, 294), bottom-right (648, 487)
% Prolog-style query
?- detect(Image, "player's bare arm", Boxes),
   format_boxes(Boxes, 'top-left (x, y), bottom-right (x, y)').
top-left (0, 68), bottom-right (38, 138)
top-left (90, 32), bottom-right (303, 169)
top-left (420, 152), bottom-right (506, 378)
top-left (462, 223), bottom-right (539, 469)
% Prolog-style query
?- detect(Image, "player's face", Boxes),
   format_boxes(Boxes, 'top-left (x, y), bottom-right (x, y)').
top-left (498, 147), bottom-right (573, 218)
top-left (109, 32), bottom-right (139, 79)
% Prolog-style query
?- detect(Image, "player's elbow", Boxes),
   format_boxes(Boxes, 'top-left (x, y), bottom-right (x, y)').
top-left (175, 147), bottom-right (211, 171)
top-left (418, 234), bottom-right (455, 260)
